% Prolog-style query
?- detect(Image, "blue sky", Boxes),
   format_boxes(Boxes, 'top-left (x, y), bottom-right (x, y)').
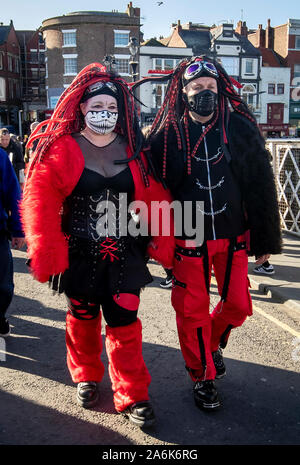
top-left (2, 0), bottom-right (299, 39)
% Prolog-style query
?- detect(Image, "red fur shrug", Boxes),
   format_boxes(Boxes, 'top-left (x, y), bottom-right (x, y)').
top-left (22, 135), bottom-right (175, 283)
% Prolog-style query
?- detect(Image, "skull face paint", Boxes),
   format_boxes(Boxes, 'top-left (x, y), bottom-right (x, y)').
top-left (84, 109), bottom-right (118, 135)
top-left (80, 93), bottom-right (119, 135)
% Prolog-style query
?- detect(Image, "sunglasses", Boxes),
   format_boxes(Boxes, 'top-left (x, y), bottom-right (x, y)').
top-left (184, 61), bottom-right (219, 80)
top-left (0, 129), bottom-right (9, 135)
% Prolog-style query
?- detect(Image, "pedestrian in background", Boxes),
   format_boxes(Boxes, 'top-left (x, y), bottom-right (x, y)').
top-left (0, 128), bottom-right (25, 188)
top-left (0, 146), bottom-right (25, 337)
top-left (24, 122), bottom-right (40, 165)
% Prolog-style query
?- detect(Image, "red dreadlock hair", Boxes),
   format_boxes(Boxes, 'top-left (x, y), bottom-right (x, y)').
top-left (25, 62), bottom-right (151, 187)
top-left (132, 55), bottom-right (258, 178)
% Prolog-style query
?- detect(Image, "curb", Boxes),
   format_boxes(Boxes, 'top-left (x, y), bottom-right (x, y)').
top-left (248, 275), bottom-right (300, 313)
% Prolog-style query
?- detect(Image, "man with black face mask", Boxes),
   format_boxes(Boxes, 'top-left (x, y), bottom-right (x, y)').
top-left (146, 56), bottom-right (281, 411)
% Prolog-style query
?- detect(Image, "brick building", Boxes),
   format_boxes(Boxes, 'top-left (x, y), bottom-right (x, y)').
top-left (41, 2), bottom-right (141, 110)
top-left (248, 19), bottom-right (300, 131)
top-left (0, 21), bottom-right (22, 131)
top-left (16, 29), bottom-right (47, 131)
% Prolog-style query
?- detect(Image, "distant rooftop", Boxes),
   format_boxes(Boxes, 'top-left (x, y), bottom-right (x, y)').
top-left (0, 24), bottom-right (11, 45)
top-left (67, 10), bottom-right (129, 17)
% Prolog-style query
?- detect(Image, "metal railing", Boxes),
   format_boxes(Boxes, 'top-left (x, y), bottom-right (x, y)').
top-left (266, 138), bottom-right (300, 237)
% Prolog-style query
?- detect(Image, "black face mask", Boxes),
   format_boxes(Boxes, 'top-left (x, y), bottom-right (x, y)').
top-left (183, 89), bottom-right (218, 117)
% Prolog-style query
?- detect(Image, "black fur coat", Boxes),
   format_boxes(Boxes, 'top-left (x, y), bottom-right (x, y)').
top-left (149, 111), bottom-right (282, 257)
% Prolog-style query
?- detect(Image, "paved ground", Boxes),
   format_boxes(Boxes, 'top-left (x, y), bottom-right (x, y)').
top-left (248, 232), bottom-right (300, 312)
top-left (0, 232), bottom-right (299, 449)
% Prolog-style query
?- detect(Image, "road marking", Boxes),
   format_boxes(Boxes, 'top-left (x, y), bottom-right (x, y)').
top-left (252, 304), bottom-right (300, 338)
top-left (0, 350), bottom-right (36, 362)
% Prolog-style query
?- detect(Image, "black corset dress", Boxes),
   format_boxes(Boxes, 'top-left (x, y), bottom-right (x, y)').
top-left (61, 144), bottom-right (152, 301)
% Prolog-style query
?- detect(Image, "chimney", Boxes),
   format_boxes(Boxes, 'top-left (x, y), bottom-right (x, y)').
top-left (235, 20), bottom-right (248, 36)
top-left (126, 2), bottom-right (134, 16)
top-left (177, 19), bottom-right (182, 32)
top-left (266, 18), bottom-right (273, 48)
top-left (257, 24), bottom-right (265, 47)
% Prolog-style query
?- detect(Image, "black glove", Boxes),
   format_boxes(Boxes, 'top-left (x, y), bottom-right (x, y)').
top-left (48, 274), bottom-right (64, 294)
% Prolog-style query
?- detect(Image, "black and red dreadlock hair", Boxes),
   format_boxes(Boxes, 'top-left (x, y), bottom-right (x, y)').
top-left (25, 62), bottom-right (154, 187)
top-left (132, 55), bottom-right (258, 178)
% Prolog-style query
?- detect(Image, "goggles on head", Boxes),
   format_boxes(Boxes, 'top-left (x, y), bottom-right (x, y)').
top-left (183, 60), bottom-right (219, 82)
top-left (87, 81), bottom-right (118, 95)
top-left (81, 80), bottom-right (119, 102)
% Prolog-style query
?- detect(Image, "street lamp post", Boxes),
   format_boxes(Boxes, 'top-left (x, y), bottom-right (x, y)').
top-left (103, 55), bottom-right (116, 73)
top-left (18, 110), bottom-right (23, 138)
top-left (128, 37), bottom-right (139, 82)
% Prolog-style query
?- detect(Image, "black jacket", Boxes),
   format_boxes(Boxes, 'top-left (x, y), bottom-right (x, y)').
top-left (1, 139), bottom-right (25, 182)
top-left (150, 111), bottom-right (282, 257)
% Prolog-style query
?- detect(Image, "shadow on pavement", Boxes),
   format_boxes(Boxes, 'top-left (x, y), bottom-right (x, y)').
top-left (144, 346), bottom-right (300, 445)
top-left (1, 315), bottom-right (299, 445)
top-left (0, 389), bottom-right (133, 446)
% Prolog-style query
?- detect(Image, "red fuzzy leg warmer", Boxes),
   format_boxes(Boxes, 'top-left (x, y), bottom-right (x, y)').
top-left (65, 311), bottom-right (105, 383)
top-left (105, 318), bottom-right (151, 412)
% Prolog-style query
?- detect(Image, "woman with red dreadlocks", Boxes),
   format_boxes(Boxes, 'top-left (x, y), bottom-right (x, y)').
top-left (21, 63), bottom-right (175, 428)
top-left (140, 56), bottom-right (282, 410)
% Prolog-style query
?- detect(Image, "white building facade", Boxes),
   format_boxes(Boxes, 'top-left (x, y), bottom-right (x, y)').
top-left (258, 66), bottom-right (291, 137)
top-left (210, 23), bottom-right (262, 119)
top-left (139, 43), bottom-right (193, 124)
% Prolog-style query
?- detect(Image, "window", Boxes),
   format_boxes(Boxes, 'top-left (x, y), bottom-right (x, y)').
top-left (153, 83), bottom-right (167, 108)
top-left (295, 36), bottom-right (300, 50)
top-left (30, 50), bottom-right (38, 62)
top-left (50, 95), bottom-right (60, 109)
top-left (219, 57), bottom-right (239, 77)
top-left (114, 30), bottom-right (129, 47)
top-left (115, 57), bottom-right (129, 74)
top-left (8, 79), bottom-right (14, 99)
top-left (15, 81), bottom-right (20, 98)
top-left (15, 58), bottom-right (20, 73)
top-left (164, 59), bottom-right (173, 70)
top-left (62, 30), bottom-right (77, 47)
top-left (0, 77), bottom-right (5, 101)
top-left (277, 83), bottom-right (285, 94)
top-left (268, 83), bottom-right (275, 94)
top-left (245, 59), bottom-right (253, 74)
top-left (0, 53), bottom-right (3, 70)
top-left (8, 55), bottom-right (13, 72)
top-left (294, 64), bottom-right (300, 78)
top-left (153, 58), bottom-right (176, 72)
top-left (155, 84), bottom-right (163, 108)
top-left (154, 58), bottom-right (162, 71)
top-left (63, 56), bottom-right (77, 75)
top-left (39, 51), bottom-right (45, 64)
top-left (31, 68), bottom-right (39, 79)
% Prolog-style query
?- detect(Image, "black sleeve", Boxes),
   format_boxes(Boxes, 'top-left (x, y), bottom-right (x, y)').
top-left (149, 129), bottom-right (185, 193)
top-left (228, 112), bottom-right (282, 257)
top-left (15, 144), bottom-right (26, 170)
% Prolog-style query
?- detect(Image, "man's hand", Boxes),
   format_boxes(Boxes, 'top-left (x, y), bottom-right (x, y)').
top-left (11, 237), bottom-right (26, 250)
top-left (255, 254), bottom-right (270, 265)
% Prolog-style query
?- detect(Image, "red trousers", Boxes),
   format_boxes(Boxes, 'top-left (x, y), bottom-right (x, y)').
top-left (171, 235), bottom-right (252, 381)
top-left (66, 309), bottom-right (151, 412)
